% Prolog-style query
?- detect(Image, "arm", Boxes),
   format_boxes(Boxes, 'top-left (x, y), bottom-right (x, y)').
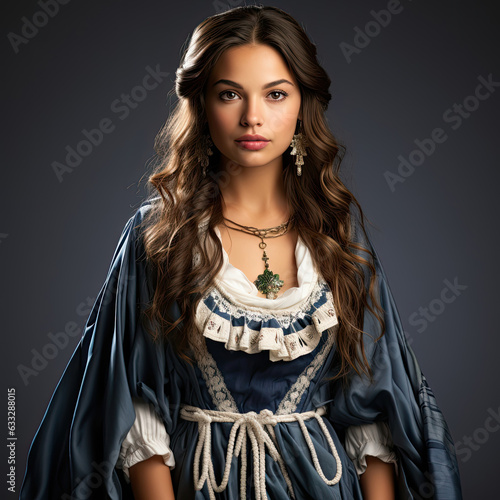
top-left (129, 456), bottom-right (175, 500)
top-left (343, 421), bottom-right (398, 498)
top-left (118, 396), bottom-right (177, 499)
top-left (359, 455), bottom-right (396, 500)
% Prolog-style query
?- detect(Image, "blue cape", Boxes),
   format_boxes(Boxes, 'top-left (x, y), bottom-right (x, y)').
top-left (19, 199), bottom-right (462, 499)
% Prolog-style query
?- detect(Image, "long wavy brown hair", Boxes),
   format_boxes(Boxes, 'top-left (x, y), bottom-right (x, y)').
top-left (137, 4), bottom-right (386, 383)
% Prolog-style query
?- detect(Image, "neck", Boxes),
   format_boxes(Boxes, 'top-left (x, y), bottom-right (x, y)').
top-left (217, 154), bottom-right (290, 226)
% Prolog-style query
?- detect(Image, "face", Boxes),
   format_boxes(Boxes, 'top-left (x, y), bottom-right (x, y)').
top-left (204, 44), bottom-right (302, 170)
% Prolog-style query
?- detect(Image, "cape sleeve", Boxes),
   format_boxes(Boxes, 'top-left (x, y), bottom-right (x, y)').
top-left (117, 396), bottom-right (176, 481)
top-left (19, 199), bottom-right (179, 500)
top-left (344, 421), bottom-right (398, 477)
top-left (326, 208), bottom-right (463, 500)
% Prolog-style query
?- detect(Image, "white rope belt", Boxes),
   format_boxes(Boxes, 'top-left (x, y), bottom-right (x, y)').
top-left (180, 404), bottom-right (342, 500)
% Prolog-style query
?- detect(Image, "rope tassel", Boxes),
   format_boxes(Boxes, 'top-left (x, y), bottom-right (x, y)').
top-left (180, 405), bottom-right (342, 499)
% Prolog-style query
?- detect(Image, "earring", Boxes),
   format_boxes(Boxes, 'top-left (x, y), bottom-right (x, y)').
top-left (290, 121), bottom-right (308, 176)
top-left (197, 134), bottom-right (213, 177)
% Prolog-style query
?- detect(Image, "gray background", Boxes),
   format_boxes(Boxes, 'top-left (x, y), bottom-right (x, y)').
top-left (2, 0), bottom-right (498, 497)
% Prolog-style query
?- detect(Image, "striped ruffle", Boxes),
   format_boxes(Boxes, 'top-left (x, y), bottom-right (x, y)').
top-left (194, 276), bottom-right (338, 362)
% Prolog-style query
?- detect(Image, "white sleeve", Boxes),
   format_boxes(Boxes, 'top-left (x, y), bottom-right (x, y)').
top-left (116, 396), bottom-right (175, 482)
top-left (344, 421), bottom-right (398, 478)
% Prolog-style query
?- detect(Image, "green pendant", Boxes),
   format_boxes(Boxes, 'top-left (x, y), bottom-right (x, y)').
top-left (254, 268), bottom-right (284, 300)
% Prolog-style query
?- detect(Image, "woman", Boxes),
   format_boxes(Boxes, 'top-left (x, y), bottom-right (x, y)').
top-left (19, 5), bottom-right (462, 499)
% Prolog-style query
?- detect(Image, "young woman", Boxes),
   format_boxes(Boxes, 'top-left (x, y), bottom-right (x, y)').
top-left (20, 5), bottom-right (462, 499)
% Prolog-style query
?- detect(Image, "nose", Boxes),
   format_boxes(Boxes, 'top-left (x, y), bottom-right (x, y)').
top-left (240, 96), bottom-right (263, 127)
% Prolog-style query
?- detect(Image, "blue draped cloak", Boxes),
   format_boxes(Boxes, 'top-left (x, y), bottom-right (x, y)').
top-left (18, 199), bottom-right (463, 499)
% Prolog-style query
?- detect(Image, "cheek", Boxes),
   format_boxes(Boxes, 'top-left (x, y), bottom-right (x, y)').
top-left (209, 107), bottom-right (234, 136)
top-left (270, 104), bottom-right (299, 132)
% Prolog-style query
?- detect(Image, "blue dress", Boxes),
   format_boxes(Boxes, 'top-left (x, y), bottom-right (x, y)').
top-left (19, 199), bottom-right (463, 499)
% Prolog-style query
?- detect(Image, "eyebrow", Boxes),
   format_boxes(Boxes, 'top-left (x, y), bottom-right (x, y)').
top-left (212, 78), bottom-right (294, 89)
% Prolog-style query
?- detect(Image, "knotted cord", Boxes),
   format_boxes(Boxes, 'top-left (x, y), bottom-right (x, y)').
top-left (180, 404), bottom-right (342, 499)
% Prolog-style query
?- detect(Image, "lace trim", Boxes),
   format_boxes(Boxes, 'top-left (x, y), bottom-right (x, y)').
top-left (194, 277), bottom-right (338, 362)
top-left (276, 327), bottom-right (337, 415)
top-left (188, 327), bottom-right (238, 412)
top-left (212, 270), bottom-right (319, 317)
top-left (190, 323), bottom-right (338, 415)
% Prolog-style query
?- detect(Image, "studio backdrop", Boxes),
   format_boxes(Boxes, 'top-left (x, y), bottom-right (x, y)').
top-left (2, 0), bottom-right (498, 498)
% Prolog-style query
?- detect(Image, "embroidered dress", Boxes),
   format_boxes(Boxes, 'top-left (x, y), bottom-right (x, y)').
top-left (19, 199), bottom-right (463, 500)
top-left (118, 224), bottom-right (398, 490)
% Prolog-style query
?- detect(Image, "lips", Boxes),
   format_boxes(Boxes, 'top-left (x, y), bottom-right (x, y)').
top-left (235, 134), bottom-right (270, 150)
top-left (235, 134), bottom-right (269, 142)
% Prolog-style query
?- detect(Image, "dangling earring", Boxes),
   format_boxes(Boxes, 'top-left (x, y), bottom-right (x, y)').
top-left (290, 120), bottom-right (308, 176)
top-left (197, 134), bottom-right (213, 177)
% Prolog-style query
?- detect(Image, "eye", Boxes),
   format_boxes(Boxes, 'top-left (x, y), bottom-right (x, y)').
top-left (219, 90), bottom-right (240, 101)
top-left (218, 90), bottom-right (289, 102)
top-left (268, 90), bottom-right (288, 101)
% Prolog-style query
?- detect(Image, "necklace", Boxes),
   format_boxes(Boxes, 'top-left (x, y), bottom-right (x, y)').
top-left (222, 215), bottom-right (294, 299)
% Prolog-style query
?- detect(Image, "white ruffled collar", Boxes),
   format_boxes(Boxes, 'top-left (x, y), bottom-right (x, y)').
top-left (194, 224), bottom-right (339, 362)
top-left (212, 225), bottom-right (317, 309)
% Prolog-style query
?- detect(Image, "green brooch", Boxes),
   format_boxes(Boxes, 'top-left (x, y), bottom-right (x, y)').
top-left (222, 216), bottom-right (294, 300)
top-left (254, 253), bottom-right (284, 300)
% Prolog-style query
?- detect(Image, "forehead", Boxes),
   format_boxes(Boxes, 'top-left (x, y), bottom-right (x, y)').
top-left (208, 44), bottom-right (296, 85)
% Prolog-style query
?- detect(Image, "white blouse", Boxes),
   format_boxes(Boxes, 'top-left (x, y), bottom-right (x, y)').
top-left (117, 226), bottom-right (398, 480)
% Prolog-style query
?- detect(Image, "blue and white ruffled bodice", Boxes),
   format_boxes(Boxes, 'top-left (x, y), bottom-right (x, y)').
top-left (117, 223), bottom-right (397, 482)
top-left (195, 225), bottom-right (338, 362)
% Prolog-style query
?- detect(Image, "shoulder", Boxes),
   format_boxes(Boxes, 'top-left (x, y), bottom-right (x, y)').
top-left (132, 196), bottom-right (161, 226)
top-left (127, 196), bottom-right (162, 239)
top-left (111, 197), bottom-right (162, 263)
